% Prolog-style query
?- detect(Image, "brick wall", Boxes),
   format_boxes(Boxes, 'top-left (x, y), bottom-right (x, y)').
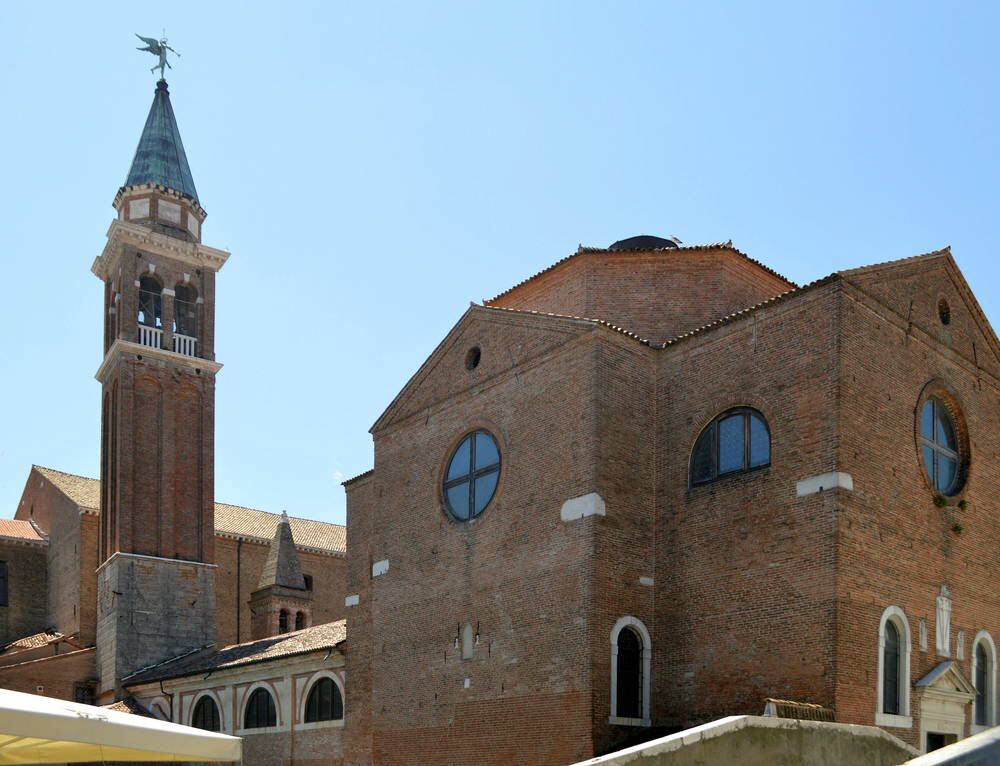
top-left (0, 540), bottom-right (48, 645)
top-left (215, 538), bottom-right (346, 647)
top-left (487, 248), bottom-right (791, 344)
top-left (833, 259), bottom-right (1000, 748)
top-left (0, 647), bottom-right (96, 700)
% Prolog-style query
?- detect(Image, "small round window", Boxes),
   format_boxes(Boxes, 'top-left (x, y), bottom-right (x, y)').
top-left (919, 396), bottom-right (962, 494)
top-left (443, 430), bottom-right (500, 520)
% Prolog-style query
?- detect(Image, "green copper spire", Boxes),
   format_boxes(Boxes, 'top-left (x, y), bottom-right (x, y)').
top-left (123, 80), bottom-right (199, 202)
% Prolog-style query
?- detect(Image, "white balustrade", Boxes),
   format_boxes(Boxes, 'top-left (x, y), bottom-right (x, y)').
top-left (138, 325), bottom-right (162, 349)
top-left (173, 333), bottom-right (198, 357)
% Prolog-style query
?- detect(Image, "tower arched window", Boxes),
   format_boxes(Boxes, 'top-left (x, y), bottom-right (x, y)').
top-left (690, 408), bottom-right (770, 486)
top-left (973, 631), bottom-right (997, 730)
top-left (243, 687), bottom-right (277, 730)
top-left (295, 611), bottom-right (306, 631)
top-left (191, 695), bottom-right (221, 732)
top-left (609, 616), bottom-right (651, 726)
top-left (304, 677), bottom-right (343, 723)
top-left (278, 609), bottom-right (289, 634)
top-left (919, 396), bottom-right (963, 495)
top-left (173, 283), bottom-right (198, 337)
top-left (877, 606), bottom-right (912, 726)
top-left (137, 276), bottom-right (163, 348)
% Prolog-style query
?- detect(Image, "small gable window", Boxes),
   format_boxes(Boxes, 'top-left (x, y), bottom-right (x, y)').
top-left (304, 677), bottom-right (343, 723)
top-left (192, 695), bottom-right (221, 732)
top-left (443, 430), bottom-right (501, 521)
top-left (919, 396), bottom-right (962, 495)
top-left (690, 408), bottom-right (770, 486)
top-left (244, 687), bottom-right (277, 729)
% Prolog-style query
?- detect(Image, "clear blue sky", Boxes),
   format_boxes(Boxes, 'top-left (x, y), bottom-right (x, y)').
top-left (1, 2), bottom-right (997, 526)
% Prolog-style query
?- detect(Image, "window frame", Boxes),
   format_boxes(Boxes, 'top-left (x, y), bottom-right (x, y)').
top-left (972, 630), bottom-right (997, 732)
top-left (297, 671), bottom-right (345, 730)
top-left (689, 407), bottom-right (771, 488)
top-left (609, 616), bottom-right (652, 727)
top-left (303, 676), bottom-right (344, 724)
top-left (191, 693), bottom-right (222, 732)
top-left (242, 685), bottom-right (278, 731)
top-left (918, 396), bottom-right (962, 496)
top-left (876, 606), bottom-right (912, 728)
top-left (441, 429), bottom-right (502, 522)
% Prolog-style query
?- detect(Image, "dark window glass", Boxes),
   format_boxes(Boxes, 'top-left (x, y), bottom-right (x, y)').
top-left (690, 409), bottom-right (771, 486)
top-left (295, 611), bottom-right (305, 631)
top-left (883, 621), bottom-right (900, 715)
top-left (443, 430), bottom-right (501, 521)
top-left (749, 413), bottom-right (770, 467)
top-left (303, 574), bottom-right (313, 591)
top-left (975, 642), bottom-right (989, 726)
top-left (192, 696), bottom-right (221, 731)
top-left (919, 397), bottom-right (961, 494)
top-left (138, 276), bottom-right (163, 328)
top-left (278, 610), bottom-right (288, 634)
top-left (0, 561), bottom-right (7, 607)
top-left (718, 415), bottom-right (744, 474)
top-left (244, 688), bottom-right (277, 729)
top-left (304, 677), bottom-right (344, 723)
top-left (616, 628), bottom-right (643, 720)
top-left (73, 684), bottom-right (96, 706)
top-left (691, 430), bottom-right (714, 484)
top-left (173, 284), bottom-right (198, 337)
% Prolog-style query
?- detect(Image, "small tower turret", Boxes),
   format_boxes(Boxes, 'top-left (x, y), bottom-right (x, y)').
top-left (250, 512), bottom-right (313, 639)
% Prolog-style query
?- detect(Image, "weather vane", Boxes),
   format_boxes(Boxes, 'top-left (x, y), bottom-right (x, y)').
top-left (135, 33), bottom-right (180, 80)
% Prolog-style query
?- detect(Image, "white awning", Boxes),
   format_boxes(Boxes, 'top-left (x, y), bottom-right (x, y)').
top-left (0, 689), bottom-right (241, 763)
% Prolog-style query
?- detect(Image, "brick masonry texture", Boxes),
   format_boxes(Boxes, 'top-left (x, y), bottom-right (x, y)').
top-left (345, 246), bottom-right (1000, 763)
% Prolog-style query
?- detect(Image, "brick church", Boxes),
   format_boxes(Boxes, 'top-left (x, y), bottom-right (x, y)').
top-left (1, 77), bottom-right (998, 764)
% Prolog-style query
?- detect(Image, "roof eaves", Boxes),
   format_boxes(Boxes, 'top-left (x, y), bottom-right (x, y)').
top-left (483, 242), bottom-right (796, 305)
top-left (342, 469), bottom-right (374, 487)
top-left (478, 303), bottom-right (653, 347)
top-left (659, 274), bottom-right (841, 349)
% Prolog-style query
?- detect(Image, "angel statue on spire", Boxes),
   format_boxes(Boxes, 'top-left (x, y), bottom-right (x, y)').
top-left (136, 34), bottom-right (180, 79)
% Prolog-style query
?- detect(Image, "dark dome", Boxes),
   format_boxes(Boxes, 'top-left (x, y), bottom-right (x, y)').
top-left (608, 235), bottom-right (679, 251)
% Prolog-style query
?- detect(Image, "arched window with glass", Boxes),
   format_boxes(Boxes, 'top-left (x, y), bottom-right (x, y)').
top-left (690, 408), bottom-right (771, 486)
top-left (304, 677), bottom-right (344, 723)
top-left (243, 687), bottom-right (277, 730)
top-left (877, 606), bottom-right (911, 725)
top-left (443, 430), bottom-right (501, 521)
top-left (191, 695), bottom-right (221, 732)
top-left (609, 616), bottom-right (651, 726)
top-left (973, 631), bottom-right (997, 729)
top-left (920, 396), bottom-right (962, 494)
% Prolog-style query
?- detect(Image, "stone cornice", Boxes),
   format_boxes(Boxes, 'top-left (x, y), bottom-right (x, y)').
top-left (95, 339), bottom-right (223, 381)
top-left (92, 220), bottom-right (230, 280)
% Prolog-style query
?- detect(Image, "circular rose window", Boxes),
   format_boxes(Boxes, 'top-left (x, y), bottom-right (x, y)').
top-left (443, 430), bottom-right (500, 520)
top-left (919, 396), bottom-right (962, 494)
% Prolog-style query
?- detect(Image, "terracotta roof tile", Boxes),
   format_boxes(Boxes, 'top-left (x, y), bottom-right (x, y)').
top-left (103, 696), bottom-right (154, 717)
top-left (34, 466), bottom-right (101, 511)
top-left (0, 519), bottom-right (46, 544)
top-left (1, 630), bottom-right (64, 653)
top-left (32, 467), bottom-right (345, 556)
top-left (123, 620), bottom-right (346, 686)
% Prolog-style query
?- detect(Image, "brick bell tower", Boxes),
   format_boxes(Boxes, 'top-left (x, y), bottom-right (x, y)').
top-left (92, 79), bottom-right (229, 699)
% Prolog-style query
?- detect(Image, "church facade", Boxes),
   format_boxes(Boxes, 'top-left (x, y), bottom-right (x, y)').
top-left (342, 238), bottom-right (1000, 762)
top-left (0, 75), bottom-right (997, 766)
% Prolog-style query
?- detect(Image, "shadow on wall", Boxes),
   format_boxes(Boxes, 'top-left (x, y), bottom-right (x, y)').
top-left (571, 716), bottom-right (918, 766)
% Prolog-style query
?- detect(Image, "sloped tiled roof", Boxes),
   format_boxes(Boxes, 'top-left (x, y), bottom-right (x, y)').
top-left (104, 696), bottom-right (154, 717)
top-left (32, 467), bottom-right (345, 556)
top-left (1, 630), bottom-right (65, 653)
top-left (123, 620), bottom-right (346, 686)
top-left (215, 503), bottom-right (346, 556)
top-left (34, 466), bottom-right (100, 511)
top-left (0, 519), bottom-right (47, 545)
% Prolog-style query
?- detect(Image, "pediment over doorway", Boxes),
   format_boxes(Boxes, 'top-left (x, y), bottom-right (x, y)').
top-left (916, 661), bottom-right (976, 699)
